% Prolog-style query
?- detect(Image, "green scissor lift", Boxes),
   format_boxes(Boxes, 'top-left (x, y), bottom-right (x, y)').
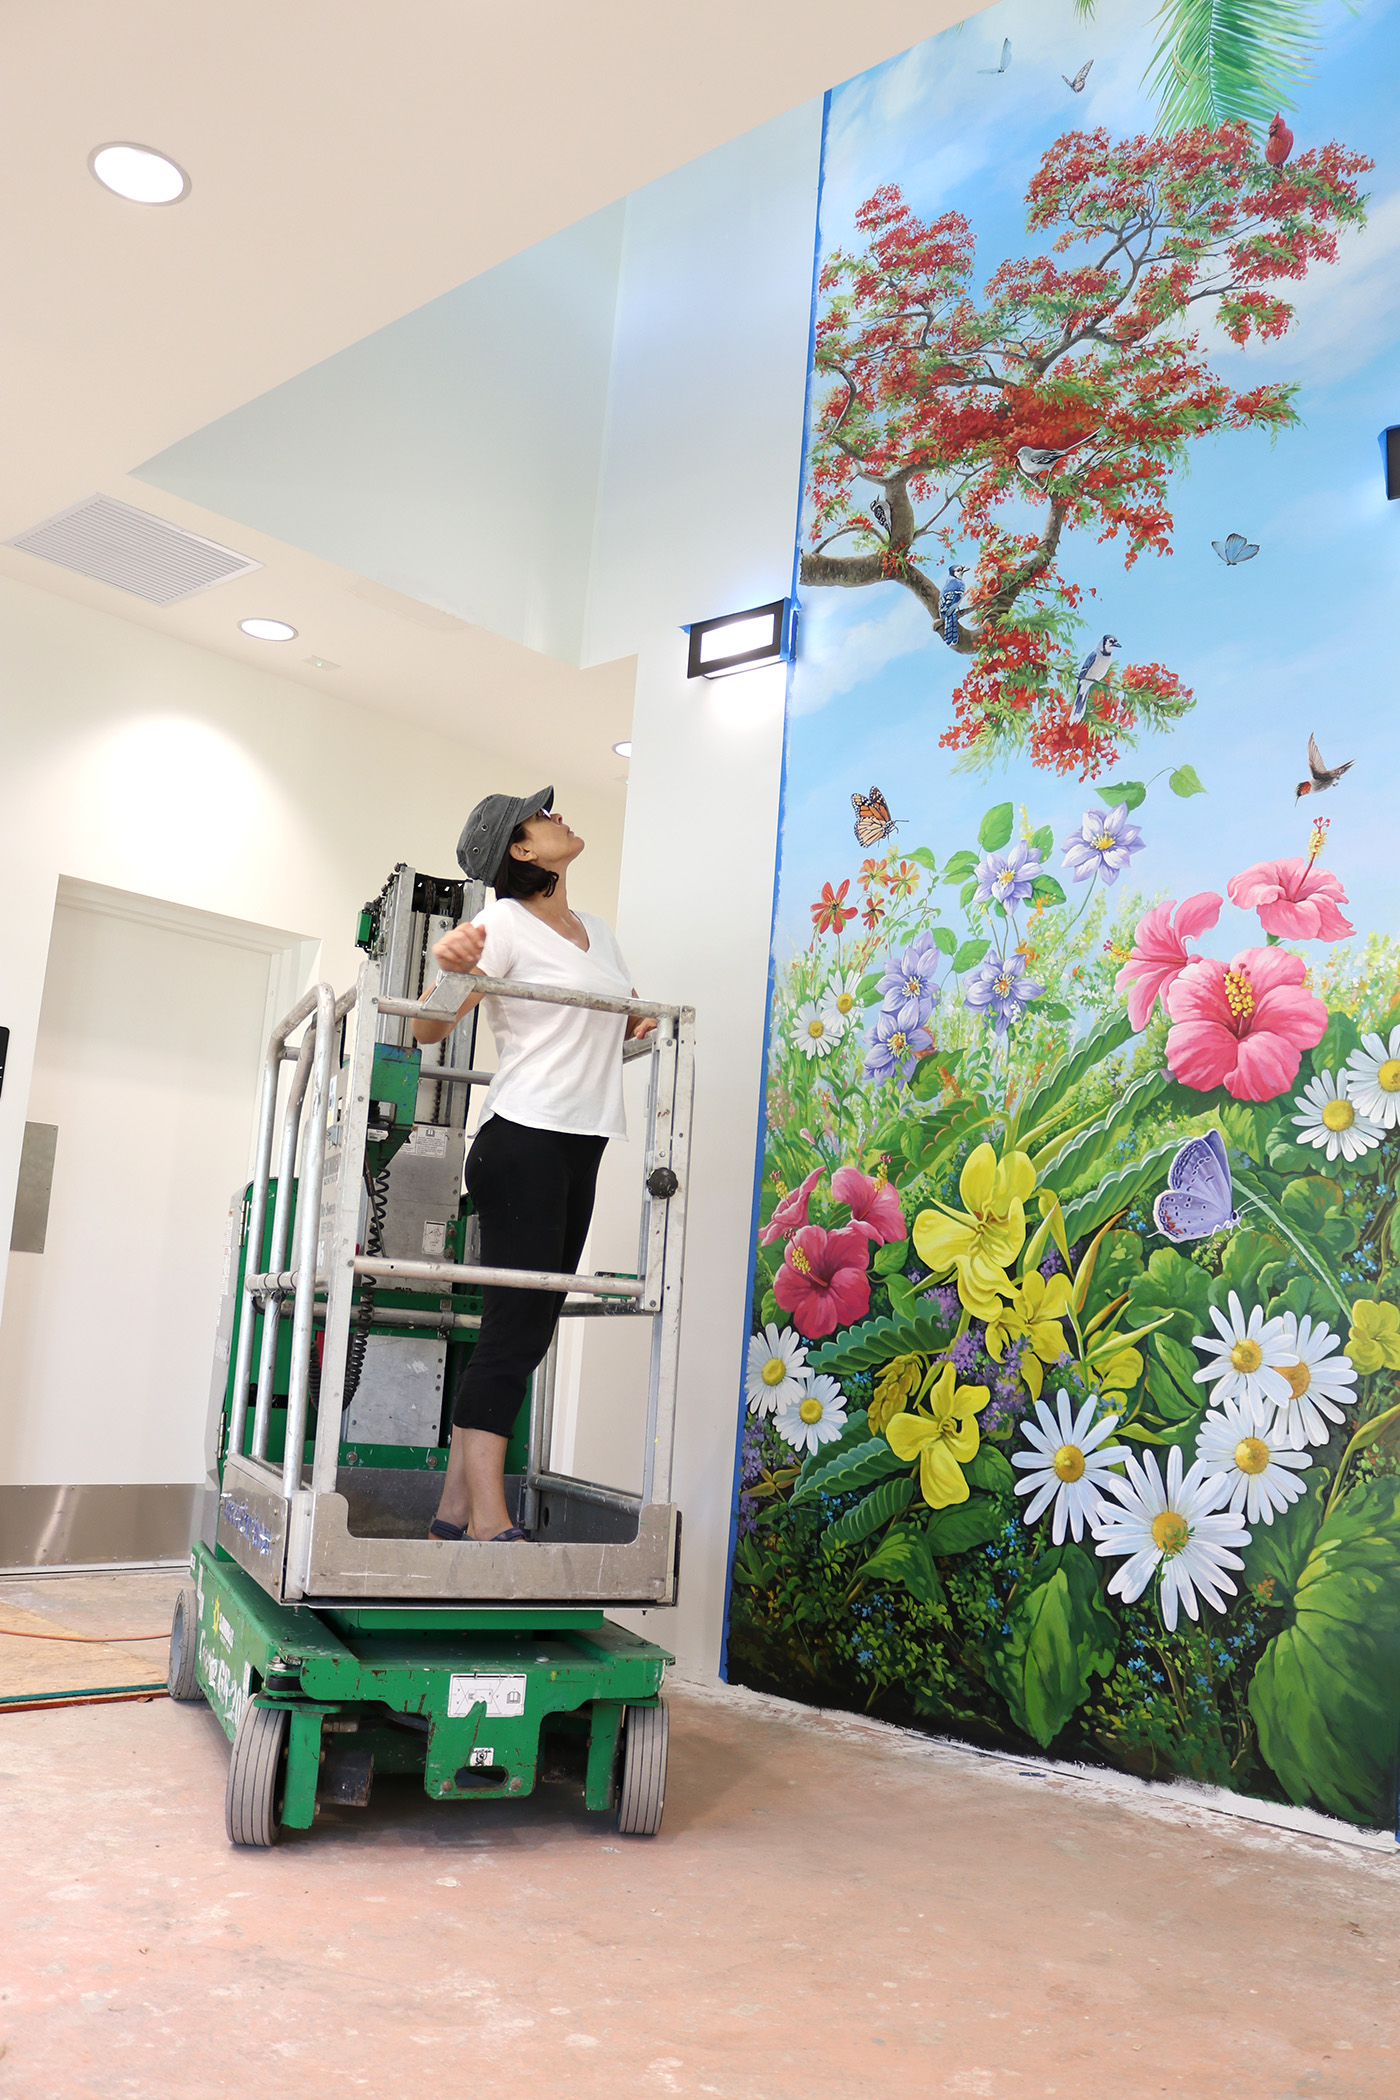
top-left (167, 866), bottom-right (692, 1846)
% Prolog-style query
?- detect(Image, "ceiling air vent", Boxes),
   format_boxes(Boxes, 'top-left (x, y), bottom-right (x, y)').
top-left (6, 495), bottom-right (262, 605)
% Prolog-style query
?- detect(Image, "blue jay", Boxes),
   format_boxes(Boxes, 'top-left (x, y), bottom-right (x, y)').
top-left (939, 564), bottom-right (969, 647)
top-left (1073, 634), bottom-right (1118, 722)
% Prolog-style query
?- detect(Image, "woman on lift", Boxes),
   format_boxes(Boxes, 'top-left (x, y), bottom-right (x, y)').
top-left (414, 786), bottom-right (653, 1542)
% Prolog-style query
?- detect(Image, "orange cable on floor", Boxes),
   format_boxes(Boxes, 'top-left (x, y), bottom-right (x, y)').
top-left (0, 1627), bottom-right (169, 1643)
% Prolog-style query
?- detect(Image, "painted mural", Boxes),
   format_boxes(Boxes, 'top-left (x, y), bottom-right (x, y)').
top-left (726, 0), bottom-right (1400, 1828)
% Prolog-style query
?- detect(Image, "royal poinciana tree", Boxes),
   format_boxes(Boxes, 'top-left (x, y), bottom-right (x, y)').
top-left (802, 122), bottom-right (1369, 778)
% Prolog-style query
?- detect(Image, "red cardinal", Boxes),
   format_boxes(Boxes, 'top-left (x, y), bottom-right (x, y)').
top-left (1266, 113), bottom-right (1294, 167)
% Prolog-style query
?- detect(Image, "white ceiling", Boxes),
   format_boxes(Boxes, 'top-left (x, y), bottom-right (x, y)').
top-left (0, 0), bottom-right (985, 788)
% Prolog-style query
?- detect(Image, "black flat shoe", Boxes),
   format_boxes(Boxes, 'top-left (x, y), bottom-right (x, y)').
top-left (428, 1519), bottom-right (531, 1542)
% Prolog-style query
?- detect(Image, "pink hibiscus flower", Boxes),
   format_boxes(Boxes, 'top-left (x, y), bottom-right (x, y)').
top-left (1165, 946), bottom-right (1327, 1102)
top-left (773, 1225), bottom-right (871, 1339)
top-left (1114, 892), bottom-right (1222, 1032)
top-left (831, 1165), bottom-right (906, 1246)
top-left (1227, 858), bottom-right (1354, 942)
top-left (759, 1166), bottom-right (823, 1246)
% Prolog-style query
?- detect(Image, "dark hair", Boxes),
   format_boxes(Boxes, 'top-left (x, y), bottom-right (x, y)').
top-left (492, 820), bottom-right (558, 900)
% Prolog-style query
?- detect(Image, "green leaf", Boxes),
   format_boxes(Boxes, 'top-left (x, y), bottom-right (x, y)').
top-left (1018, 1009), bottom-right (1136, 1135)
top-left (1029, 824), bottom-right (1055, 858)
top-left (1145, 1332), bottom-right (1207, 1423)
top-left (1218, 1097), bottom-right (1284, 1163)
top-left (984, 1543), bottom-right (1119, 1748)
top-left (1169, 763), bottom-right (1206, 798)
top-left (959, 880), bottom-right (978, 911)
top-left (1029, 873), bottom-right (1067, 907)
top-left (760, 1288), bottom-right (779, 1327)
top-left (963, 1445), bottom-right (1015, 1495)
top-left (1237, 1482), bottom-right (1321, 1609)
top-left (978, 802), bottom-right (1014, 851)
top-left (807, 1307), bottom-right (952, 1378)
top-left (872, 1239), bottom-right (910, 1277)
top-left (794, 1407), bottom-right (869, 1491)
top-left (952, 938), bottom-right (991, 974)
top-left (1079, 1227), bottom-right (1144, 1329)
top-left (1249, 1479), bottom-right (1400, 1827)
top-left (942, 849), bottom-right (978, 885)
top-left (928, 925), bottom-right (959, 957)
top-left (858, 1523), bottom-right (946, 1607)
top-left (1038, 1070), bottom-right (1168, 1196)
top-left (926, 1495), bottom-right (1006, 1556)
top-left (908, 1057), bottom-right (946, 1102)
top-left (1099, 779), bottom-right (1146, 810)
top-left (907, 847), bottom-right (938, 873)
top-left (856, 971), bottom-right (884, 1007)
top-left (1127, 1245), bottom-right (1214, 1359)
top-left (1061, 1141), bottom-right (1181, 1244)
top-left (1144, 0), bottom-right (1317, 137)
top-left (1311, 1010), bottom-right (1362, 1077)
top-left (827, 1475), bottom-right (915, 1543)
top-left (790, 1435), bottom-right (909, 1503)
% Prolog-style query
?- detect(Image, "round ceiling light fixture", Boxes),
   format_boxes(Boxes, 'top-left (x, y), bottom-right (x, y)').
top-left (613, 741), bottom-right (632, 758)
top-left (89, 142), bottom-right (191, 205)
top-left (240, 618), bottom-right (298, 642)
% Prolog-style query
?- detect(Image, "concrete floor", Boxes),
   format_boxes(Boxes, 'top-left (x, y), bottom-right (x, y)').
top-left (0, 1571), bottom-right (1396, 2099)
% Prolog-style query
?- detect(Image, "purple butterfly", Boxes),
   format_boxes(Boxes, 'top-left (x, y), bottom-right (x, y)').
top-left (1153, 1131), bottom-right (1240, 1243)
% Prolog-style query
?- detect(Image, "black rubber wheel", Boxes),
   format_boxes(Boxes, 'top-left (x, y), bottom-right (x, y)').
top-left (616, 1699), bottom-right (668, 1836)
top-left (167, 1586), bottom-right (202, 1703)
top-left (225, 1702), bottom-right (287, 1848)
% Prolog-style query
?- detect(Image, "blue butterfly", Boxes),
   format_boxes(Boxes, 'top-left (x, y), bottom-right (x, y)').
top-left (1212, 532), bottom-right (1259, 565)
top-left (1153, 1131), bottom-right (1240, 1243)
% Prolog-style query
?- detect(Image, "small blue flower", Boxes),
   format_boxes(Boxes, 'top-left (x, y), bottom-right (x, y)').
top-left (973, 841), bottom-right (1042, 910)
top-left (1061, 803), bottom-right (1145, 887)
top-left (876, 938), bottom-right (942, 1033)
top-left (963, 952), bottom-right (1045, 1036)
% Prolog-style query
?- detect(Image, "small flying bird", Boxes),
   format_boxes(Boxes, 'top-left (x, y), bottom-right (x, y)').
top-left (978, 37), bottom-right (1012, 74)
top-left (1016, 430), bottom-right (1099, 478)
top-left (1073, 634), bottom-right (1118, 723)
top-left (1063, 60), bottom-right (1093, 92)
top-left (871, 497), bottom-right (892, 534)
top-left (1266, 113), bottom-right (1294, 167)
top-left (1212, 532), bottom-right (1259, 565)
top-left (1295, 734), bottom-right (1353, 802)
top-left (939, 564), bottom-right (969, 647)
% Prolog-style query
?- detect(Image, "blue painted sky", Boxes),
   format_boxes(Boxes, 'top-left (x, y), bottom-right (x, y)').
top-left (774, 0), bottom-right (1400, 964)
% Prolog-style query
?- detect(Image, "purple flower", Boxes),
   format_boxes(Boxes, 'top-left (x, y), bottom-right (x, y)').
top-left (1061, 803), bottom-right (1145, 887)
top-left (876, 939), bottom-right (942, 1033)
top-left (1039, 1246), bottom-right (1065, 1278)
top-left (862, 1005), bottom-right (934, 1085)
top-left (951, 1329), bottom-right (983, 1375)
top-left (974, 842), bottom-right (1042, 910)
top-left (933, 1284), bottom-right (959, 1319)
top-left (739, 1419), bottom-right (766, 1491)
top-left (963, 952), bottom-right (1045, 1037)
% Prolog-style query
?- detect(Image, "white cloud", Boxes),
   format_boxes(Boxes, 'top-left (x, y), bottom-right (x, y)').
top-left (788, 587), bottom-right (934, 716)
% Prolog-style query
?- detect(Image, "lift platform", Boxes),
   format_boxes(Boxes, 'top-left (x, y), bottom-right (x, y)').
top-left (169, 865), bottom-right (693, 1844)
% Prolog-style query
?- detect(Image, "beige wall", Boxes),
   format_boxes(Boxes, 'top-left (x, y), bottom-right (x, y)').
top-left (0, 572), bottom-right (625, 1478)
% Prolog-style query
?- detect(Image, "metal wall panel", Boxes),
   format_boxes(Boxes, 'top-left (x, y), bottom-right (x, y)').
top-left (9, 1122), bottom-right (58, 1253)
top-left (0, 1483), bottom-right (198, 1568)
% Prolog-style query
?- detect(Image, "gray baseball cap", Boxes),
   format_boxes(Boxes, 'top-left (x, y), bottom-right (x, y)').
top-left (456, 785), bottom-right (554, 884)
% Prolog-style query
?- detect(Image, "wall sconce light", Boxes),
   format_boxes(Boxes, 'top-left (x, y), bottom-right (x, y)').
top-left (1380, 427), bottom-right (1400, 501)
top-left (686, 598), bottom-right (795, 679)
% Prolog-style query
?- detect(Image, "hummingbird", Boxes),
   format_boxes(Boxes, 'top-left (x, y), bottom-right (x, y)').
top-left (1295, 734), bottom-right (1353, 801)
top-left (1266, 113), bottom-right (1294, 167)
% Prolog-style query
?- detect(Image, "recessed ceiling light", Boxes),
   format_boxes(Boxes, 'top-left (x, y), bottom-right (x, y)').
top-left (240, 618), bottom-right (297, 642)
top-left (613, 741), bottom-right (632, 758)
top-left (89, 143), bottom-right (191, 206)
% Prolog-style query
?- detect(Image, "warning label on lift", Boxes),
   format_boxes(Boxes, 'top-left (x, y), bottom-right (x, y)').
top-left (447, 1673), bottom-right (527, 1720)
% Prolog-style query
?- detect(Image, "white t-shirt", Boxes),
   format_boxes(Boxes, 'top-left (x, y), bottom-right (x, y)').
top-left (469, 898), bottom-right (633, 1139)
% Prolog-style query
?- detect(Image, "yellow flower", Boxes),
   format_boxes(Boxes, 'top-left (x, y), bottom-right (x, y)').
top-left (1346, 1298), bottom-right (1400, 1375)
top-left (885, 1362), bottom-right (990, 1509)
top-left (984, 1271), bottom-right (1073, 1399)
top-left (912, 1143), bottom-right (1035, 1320)
top-left (1095, 1346), bottom-right (1144, 1394)
top-left (870, 1353), bottom-right (922, 1435)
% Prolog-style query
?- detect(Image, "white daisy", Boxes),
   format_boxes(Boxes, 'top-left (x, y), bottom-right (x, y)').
top-left (1192, 1290), bottom-right (1296, 1410)
top-left (1346, 1027), bottom-right (1400, 1129)
top-left (827, 971), bottom-right (864, 1039)
top-left (1194, 1394), bottom-right (1311, 1527)
top-left (794, 1001), bottom-right (841, 1060)
top-left (1291, 1068), bottom-right (1384, 1164)
top-left (1093, 1444), bottom-right (1250, 1633)
top-left (1271, 1310), bottom-right (1359, 1448)
top-left (744, 1323), bottom-right (808, 1417)
top-left (774, 1371), bottom-right (848, 1455)
top-left (1011, 1390), bottom-right (1127, 1544)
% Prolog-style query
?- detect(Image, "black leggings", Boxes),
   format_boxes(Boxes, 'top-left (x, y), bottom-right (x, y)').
top-left (451, 1115), bottom-right (608, 1438)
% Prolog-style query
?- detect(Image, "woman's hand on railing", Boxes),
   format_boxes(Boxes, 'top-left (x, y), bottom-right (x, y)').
top-left (432, 920), bottom-right (487, 973)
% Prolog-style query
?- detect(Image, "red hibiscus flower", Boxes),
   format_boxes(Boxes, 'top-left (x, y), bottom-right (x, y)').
top-left (1227, 857), bottom-right (1354, 942)
top-left (759, 1166), bottom-right (823, 1246)
top-left (831, 1165), bottom-right (906, 1246)
top-left (772, 1225), bottom-right (871, 1339)
top-left (1165, 946), bottom-right (1327, 1102)
top-left (811, 880), bottom-right (858, 937)
top-left (1114, 892), bottom-right (1222, 1032)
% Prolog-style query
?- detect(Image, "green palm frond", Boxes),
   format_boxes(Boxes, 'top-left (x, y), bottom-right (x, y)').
top-left (1144, 0), bottom-right (1319, 135)
top-left (1072, 1), bottom-right (1098, 19)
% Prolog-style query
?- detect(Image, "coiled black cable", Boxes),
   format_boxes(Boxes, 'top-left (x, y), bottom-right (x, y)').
top-left (342, 1162), bottom-right (391, 1411)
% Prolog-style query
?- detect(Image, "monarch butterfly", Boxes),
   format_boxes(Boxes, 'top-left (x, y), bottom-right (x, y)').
top-left (851, 787), bottom-right (901, 848)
